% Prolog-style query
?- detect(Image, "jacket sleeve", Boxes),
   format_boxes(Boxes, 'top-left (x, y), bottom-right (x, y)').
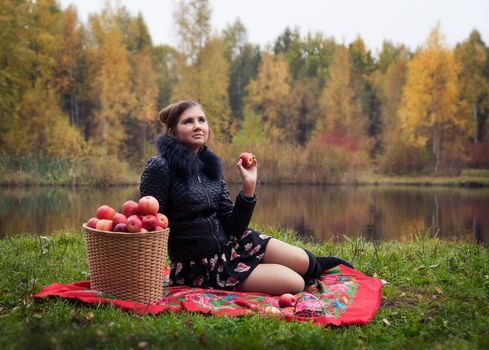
top-left (217, 178), bottom-right (256, 237)
top-left (139, 156), bottom-right (170, 214)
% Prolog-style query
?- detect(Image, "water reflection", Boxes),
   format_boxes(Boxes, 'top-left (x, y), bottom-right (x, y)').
top-left (0, 186), bottom-right (140, 236)
top-left (230, 184), bottom-right (489, 243)
top-left (1, 185), bottom-right (488, 243)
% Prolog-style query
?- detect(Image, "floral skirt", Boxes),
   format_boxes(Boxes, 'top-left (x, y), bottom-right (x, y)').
top-left (168, 229), bottom-right (272, 290)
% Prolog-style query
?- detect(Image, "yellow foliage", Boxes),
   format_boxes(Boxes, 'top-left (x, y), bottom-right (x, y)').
top-left (399, 25), bottom-right (470, 173)
top-left (45, 116), bottom-right (85, 158)
top-left (88, 11), bottom-right (133, 154)
top-left (319, 45), bottom-right (364, 138)
top-left (247, 53), bottom-right (291, 141)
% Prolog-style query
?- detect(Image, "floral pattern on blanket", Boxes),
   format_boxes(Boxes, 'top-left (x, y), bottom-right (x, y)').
top-left (151, 266), bottom-right (359, 318)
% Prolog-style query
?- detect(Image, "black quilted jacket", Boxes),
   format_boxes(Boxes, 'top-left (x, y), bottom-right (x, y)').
top-left (140, 135), bottom-right (256, 262)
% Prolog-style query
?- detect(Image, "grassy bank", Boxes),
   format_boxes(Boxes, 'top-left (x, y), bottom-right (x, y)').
top-left (1, 228), bottom-right (488, 349)
top-left (2, 152), bottom-right (489, 188)
top-left (356, 169), bottom-right (489, 187)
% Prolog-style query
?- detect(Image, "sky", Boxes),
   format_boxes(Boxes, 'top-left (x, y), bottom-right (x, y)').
top-left (58, 0), bottom-right (489, 56)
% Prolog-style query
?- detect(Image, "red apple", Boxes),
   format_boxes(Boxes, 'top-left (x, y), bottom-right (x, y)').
top-left (154, 226), bottom-right (164, 232)
top-left (142, 215), bottom-right (158, 231)
top-left (113, 223), bottom-right (128, 232)
top-left (239, 152), bottom-right (257, 169)
top-left (156, 213), bottom-right (169, 229)
top-left (121, 200), bottom-right (139, 217)
top-left (278, 293), bottom-right (297, 308)
top-left (86, 217), bottom-right (99, 229)
top-left (112, 213), bottom-right (128, 226)
top-left (138, 196), bottom-right (159, 216)
top-left (96, 205), bottom-right (116, 220)
top-left (140, 228), bottom-right (148, 233)
top-left (127, 215), bottom-right (142, 233)
top-left (95, 219), bottom-right (113, 232)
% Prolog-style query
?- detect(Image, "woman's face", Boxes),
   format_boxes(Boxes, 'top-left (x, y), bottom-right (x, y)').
top-left (175, 106), bottom-right (209, 152)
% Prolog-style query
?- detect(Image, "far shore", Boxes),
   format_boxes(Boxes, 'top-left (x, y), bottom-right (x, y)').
top-left (1, 174), bottom-right (489, 188)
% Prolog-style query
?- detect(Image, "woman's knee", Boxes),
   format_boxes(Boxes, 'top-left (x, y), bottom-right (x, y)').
top-left (287, 273), bottom-right (305, 294)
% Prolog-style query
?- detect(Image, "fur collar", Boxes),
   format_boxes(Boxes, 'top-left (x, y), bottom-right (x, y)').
top-left (156, 134), bottom-right (222, 181)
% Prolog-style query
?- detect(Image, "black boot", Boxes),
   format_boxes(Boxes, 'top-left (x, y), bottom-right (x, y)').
top-left (317, 256), bottom-right (353, 270)
top-left (302, 250), bottom-right (353, 282)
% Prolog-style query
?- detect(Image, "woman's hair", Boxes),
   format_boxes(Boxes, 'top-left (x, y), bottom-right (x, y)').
top-left (159, 100), bottom-right (203, 135)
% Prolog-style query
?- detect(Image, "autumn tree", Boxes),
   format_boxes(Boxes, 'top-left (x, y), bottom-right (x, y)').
top-left (374, 45), bottom-right (428, 174)
top-left (455, 30), bottom-right (489, 143)
top-left (55, 6), bottom-right (87, 127)
top-left (151, 45), bottom-right (181, 109)
top-left (116, 10), bottom-right (152, 53)
top-left (233, 107), bottom-right (266, 146)
top-left (288, 78), bottom-right (321, 145)
top-left (1, 0), bottom-right (85, 157)
top-left (273, 29), bottom-right (336, 144)
top-left (86, 6), bottom-right (133, 154)
top-left (174, 0), bottom-right (211, 64)
top-left (247, 53), bottom-right (292, 142)
top-left (111, 9), bottom-right (159, 161)
top-left (318, 45), bottom-right (365, 142)
top-left (349, 37), bottom-right (381, 154)
top-left (275, 29), bottom-right (336, 87)
top-left (399, 26), bottom-right (470, 175)
top-left (0, 0), bottom-right (34, 154)
top-left (222, 20), bottom-right (261, 121)
top-left (374, 43), bottom-right (410, 142)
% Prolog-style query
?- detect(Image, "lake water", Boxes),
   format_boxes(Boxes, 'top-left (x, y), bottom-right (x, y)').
top-left (1, 185), bottom-right (488, 243)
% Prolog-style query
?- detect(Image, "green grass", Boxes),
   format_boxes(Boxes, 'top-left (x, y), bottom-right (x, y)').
top-left (357, 168), bottom-right (489, 187)
top-left (1, 228), bottom-right (488, 349)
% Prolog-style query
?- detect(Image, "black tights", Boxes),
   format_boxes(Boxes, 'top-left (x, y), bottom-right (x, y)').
top-left (302, 249), bottom-right (353, 282)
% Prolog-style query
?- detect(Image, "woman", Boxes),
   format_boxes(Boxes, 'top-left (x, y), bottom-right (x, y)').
top-left (140, 100), bottom-right (352, 295)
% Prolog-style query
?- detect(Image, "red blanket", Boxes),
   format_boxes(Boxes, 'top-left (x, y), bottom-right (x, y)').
top-left (33, 265), bottom-right (382, 326)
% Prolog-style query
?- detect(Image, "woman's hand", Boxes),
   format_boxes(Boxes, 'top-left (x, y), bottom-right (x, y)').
top-left (237, 158), bottom-right (257, 198)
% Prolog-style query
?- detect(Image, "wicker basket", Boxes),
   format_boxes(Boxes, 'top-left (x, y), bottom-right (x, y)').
top-left (82, 224), bottom-right (169, 304)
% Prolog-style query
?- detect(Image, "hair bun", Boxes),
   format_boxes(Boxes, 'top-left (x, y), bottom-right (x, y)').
top-left (159, 107), bottom-right (170, 124)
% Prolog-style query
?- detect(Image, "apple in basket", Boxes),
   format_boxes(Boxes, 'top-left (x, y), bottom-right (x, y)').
top-left (112, 213), bottom-right (128, 226)
top-left (96, 219), bottom-right (113, 232)
top-left (127, 215), bottom-right (143, 233)
top-left (121, 200), bottom-right (139, 217)
top-left (113, 223), bottom-right (128, 232)
top-left (156, 213), bottom-right (169, 230)
top-left (142, 215), bottom-right (159, 231)
top-left (96, 205), bottom-right (116, 220)
top-left (138, 196), bottom-right (159, 216)
top-left (86, 217), bottom-right (99, 229)
top-left (278, 293), bottom-right (297, 308)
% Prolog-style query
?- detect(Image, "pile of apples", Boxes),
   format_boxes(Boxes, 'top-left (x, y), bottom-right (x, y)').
top-left (85, 196), bottom-right (169, 233)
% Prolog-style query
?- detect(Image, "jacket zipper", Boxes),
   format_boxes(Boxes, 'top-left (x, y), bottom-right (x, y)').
top-left (198, 175), bottom-right (221, 251)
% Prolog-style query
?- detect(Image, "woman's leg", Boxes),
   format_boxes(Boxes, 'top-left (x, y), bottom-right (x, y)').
top-left (261, 238), bottom-right (309, 275)
top-left (236, 264), bottom-right (304, 295)
top-left (261, 238), bottom-right (354, 281)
